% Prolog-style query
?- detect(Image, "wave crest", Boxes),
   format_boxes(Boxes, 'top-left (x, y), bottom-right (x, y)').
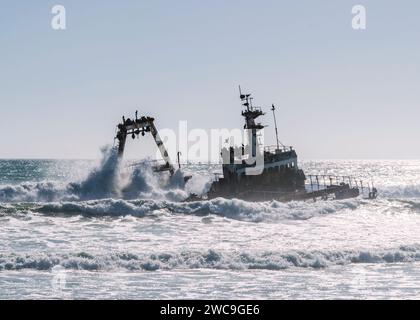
top-left (32, 197), bottom-right (360, 222)
top-left (1, 245), bottom-right (419, 272)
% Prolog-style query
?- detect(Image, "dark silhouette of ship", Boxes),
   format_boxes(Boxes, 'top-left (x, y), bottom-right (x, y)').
top-left (202, 88), bottom-right (377, 202)
top-left (114, 88), bottom-right (378, 202)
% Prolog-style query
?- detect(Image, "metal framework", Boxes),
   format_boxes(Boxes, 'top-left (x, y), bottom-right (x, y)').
top-left (115, 111), bottom-right (175, 175)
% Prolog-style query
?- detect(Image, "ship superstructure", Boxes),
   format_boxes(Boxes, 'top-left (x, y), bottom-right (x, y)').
top-left (204, 88), bottom-right (376, 202)
top-left (206, 89), bottom-right (306, 200)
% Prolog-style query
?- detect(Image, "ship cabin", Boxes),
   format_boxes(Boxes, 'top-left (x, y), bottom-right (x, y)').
top-left (220, 144), bottom-right (299, 183)
top-left (218, 88), bottom-right (301, 184)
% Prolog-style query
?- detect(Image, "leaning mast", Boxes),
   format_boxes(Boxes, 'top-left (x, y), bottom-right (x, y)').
top-left (271, 104), bottom-right (280, 152)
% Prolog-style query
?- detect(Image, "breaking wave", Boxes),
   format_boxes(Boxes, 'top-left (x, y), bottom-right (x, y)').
top-left (67, 146), bottom-right (121, 200)
top-left (1, 178), bottom-right (419, 206)
top-left (0, 146), bottom-right (195, 203)
top-left (0, 148), bottom-right (419, 223)
top-left (32, 197), bottom-right (359, 222)
top-left (2, 180), bottom-right (419, 203)
top-left (0, 181), bottom-right (69, 203)
top-left (0, 146), bottom-right (360, 222)
top-left (1, 245), bottom-right (419, 271)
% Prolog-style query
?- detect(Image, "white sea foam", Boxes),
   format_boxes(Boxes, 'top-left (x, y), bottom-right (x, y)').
top-left (1, 245), bottom-right (419, 271)
top-left (31, 197), bottom-right (360, 222)
top-left (1, 173), bottom-right (419, 205)
top-left (1, 160), bottom-right (420, 299)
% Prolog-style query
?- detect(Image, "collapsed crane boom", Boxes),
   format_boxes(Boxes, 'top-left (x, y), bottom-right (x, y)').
top-left (115, 112), bottom-right (175, 175)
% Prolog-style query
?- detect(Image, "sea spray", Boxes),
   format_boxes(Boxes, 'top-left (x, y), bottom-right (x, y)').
top-left (185, 174), bottom-right (213, 196)
top-left (168, 169), bottom-right (186, 189)
top-left (0, 155), bottom-right (191, 203)
top-left (2, 156), bottom-right (420, 204)
top-left (121, 161), bottom-right (159, 199)
top-left (67, 146), bottom-right (122, 200)
top-left (119, 161), bottom-right (189, 201)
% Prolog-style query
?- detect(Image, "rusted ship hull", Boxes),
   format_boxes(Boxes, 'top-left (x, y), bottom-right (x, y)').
top-left (206, 177), bottom-right (360, 202)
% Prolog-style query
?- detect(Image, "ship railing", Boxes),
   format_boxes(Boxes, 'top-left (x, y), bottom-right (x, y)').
top-left (125, 159), bottom-right (168, 173)
top-left (264, 145), bottom-right (293, 153)
top-left (127, 159), bottom-right (162, 168)
top-left (306, 174), bottom-right (375, 195)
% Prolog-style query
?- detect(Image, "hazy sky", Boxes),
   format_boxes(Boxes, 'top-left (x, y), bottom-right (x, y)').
top-left (0, 0), bottom-right (419, 160)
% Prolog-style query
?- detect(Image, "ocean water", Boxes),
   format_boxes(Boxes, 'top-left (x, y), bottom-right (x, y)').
top-left (0, 153), bottom-right (420, 299)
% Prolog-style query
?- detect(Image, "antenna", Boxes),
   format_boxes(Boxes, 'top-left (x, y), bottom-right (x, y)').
top-left (271, 104), bottom-right (280, 151)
